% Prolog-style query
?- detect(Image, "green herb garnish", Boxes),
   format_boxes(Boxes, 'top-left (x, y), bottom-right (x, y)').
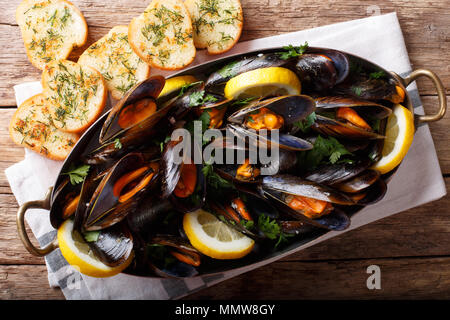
top-left (217, 61), bottom-right (238, 78)
top-left (294, 112), bottom-right (316, 133)
top-left (202, 163), bottom-right (235, 189)
top-left (83, 230), bottom-right (100, 243)
top-left (369, 71), bottom-right (386, 79)
top-left (114, 138), bottom-right (122, 149)
top-left (277, 42), bottom-right (309, 60)
top-left (62, 164), bottom-right (90, 185)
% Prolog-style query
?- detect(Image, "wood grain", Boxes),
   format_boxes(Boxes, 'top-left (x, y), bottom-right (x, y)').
top-left (0, 0), bottom-right (449, 300)
top-left (0, 0), bottom-right (448, 105)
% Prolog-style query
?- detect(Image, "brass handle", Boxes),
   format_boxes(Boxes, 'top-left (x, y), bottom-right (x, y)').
top-left (16, 187), bottom-right (58, 256)
top-left (402, 69), bottom-right (447, 123)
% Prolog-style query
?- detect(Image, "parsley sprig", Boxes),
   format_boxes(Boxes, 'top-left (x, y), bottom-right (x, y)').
top-left (62, 164), bottom-right (90, 185)
top-left (297, 135), bottom-right (353, 171)
top-left (202, 163), bottom-right (235, 189)
top-left (189, 90), bottom-right (218, 107)
top-left (294, 112), bottom-right (317, 133)
top-left (258, 215), bottom-right (294, 248)
top-left (277, 42), bottom-right (309, 60)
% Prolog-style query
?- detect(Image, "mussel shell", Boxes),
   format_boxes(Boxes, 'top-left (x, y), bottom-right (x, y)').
top-left (331, 169), bottom-right (380, 193)
top-left (148, 235), bottom-right (200, 278)
top-left (205, 53), bottom-right (292, 92)
top-left (88, 222), bottom-right (134, 267)
top-left (227, 95), bottom-right (316, 127)
top-left (49, 178), bottom-right (81, 229)
top-left (312, 115), bottom-right (385, 140)
top-left (83, 153), bottom-right (159, 231)
top-left (296, 53), bottom-right (337, 91)
top-left (262, 174), bottom-right (355, 205)
top-left (351, 177), bottom-right (387, 205)
top-left (262, 188), bottom-right (350, 231)
top-left (303, 158), bottom-right (372, 185)
top-left (227, 124), bottom-right (313, 151)
top-left (315, 96), bottom-right (392, 119)
top-left (99, 76), bottom-right (165, 144)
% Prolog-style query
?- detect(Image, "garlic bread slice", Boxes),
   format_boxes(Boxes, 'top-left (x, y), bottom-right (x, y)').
top-left (42, 59), bottom-right (107, 133)
top-left (78, 25), bottom-right (151, 100)
top-left (16, 0), bottom-right (88, 70)
top-left (128, 0), bottom-right (196, 70)
top-left (185, 0), bottom-right (243, 54)
top-left (9, 93), bottom-right (79, 160)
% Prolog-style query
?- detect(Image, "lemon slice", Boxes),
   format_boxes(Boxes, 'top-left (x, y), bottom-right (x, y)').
top-left (183, 209), bottom-right (255, 260)
top-left (58, 219), bottom-right (134, 278)
top-left (371, 104), bottom-right (414, 174)
top-left (158, 75), bottom-right (197, 99)
top-left (224, 67), bottom-right (301, 100)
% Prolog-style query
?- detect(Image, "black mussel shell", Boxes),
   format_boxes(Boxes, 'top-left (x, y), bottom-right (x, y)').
top-left (49, 178), bottom-right (82, 229)
top-left (312, 115), bottom-right (385, 140)
top-left (304, 158), bottom-right (372, 185)
top-left (332, 169), bottom-right (380, 193)
top-left (228, 95), bottom-right (316, 127)
top-left (314, 96), bottom-right (392, 119)
top-left (87, 222), bottom-right (134, 267)
top-left (100, 76), bottom-right (165, 144)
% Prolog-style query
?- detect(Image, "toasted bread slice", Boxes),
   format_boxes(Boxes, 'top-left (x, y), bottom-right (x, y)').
top-left (185, 0), bottom-right (243, 54)
top-left (128, 0), bottom-right (196, 70)
top-left (42, 59), bottom-right (107, 133)
top-left (78, 26), bottom-right (151, 100)
top-left (16, 0), bottom-right (88, 70)
top-left (9, 94), bottom-right (79, 160)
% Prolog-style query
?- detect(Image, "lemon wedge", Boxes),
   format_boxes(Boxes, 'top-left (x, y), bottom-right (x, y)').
top-left (371, 104), bottom-right (414, 174)
top-left (224, 67), bottom-right (301, 100)
top-left (57, 219), bottom-right (133, 278)
top-left (158, 75), bottom-right (197, 99)
top-left (183, 209), bottom-right (255, 260)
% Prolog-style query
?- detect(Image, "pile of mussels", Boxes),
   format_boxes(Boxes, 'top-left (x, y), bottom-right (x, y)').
top-left (50, 46), bottom-right (407, 278)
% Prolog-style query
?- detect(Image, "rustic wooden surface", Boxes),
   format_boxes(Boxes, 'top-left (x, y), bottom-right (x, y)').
top-left (0, 0), bottom-right (449, 300)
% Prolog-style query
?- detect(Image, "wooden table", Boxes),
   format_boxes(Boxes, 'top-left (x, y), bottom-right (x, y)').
top-left (0, 0), bottom-right (449, 299)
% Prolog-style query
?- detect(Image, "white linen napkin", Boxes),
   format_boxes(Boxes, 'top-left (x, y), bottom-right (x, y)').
top-left (5, 12), bottom-right (446, 300)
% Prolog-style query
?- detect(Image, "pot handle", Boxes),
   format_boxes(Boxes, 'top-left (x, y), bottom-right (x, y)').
top-left (401, 69), bottom-right (447, 123)
top-left (16, 187), bottom-right (58, 256)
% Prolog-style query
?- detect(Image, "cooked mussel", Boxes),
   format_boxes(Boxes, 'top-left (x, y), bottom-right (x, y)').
top-left (228, 95), bottom-right (316, 130)
top-left (295, 50), bottom-right (349, 91)
top-left (99, 76), bottom-right (165, 144)
top-left (147, 235), bottom-right (201, 278)
top-left (49, 178), bottom-right (82, 229)
top-left (82, 153), bottom-right (160, 231)
top-left (261, 175), bottom-right (353, 230)
top-left (304, 158), bottom-right (372, 185)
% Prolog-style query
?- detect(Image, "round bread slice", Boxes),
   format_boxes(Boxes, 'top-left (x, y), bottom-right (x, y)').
top-left (185, 0), bottom-right (243, 54)
top-left (16, 0), bottom-right (88, 70)
top-left (9, 93), bottom-right (79, 160)
top-left (128, 0), bottom-right (196, 70)
top-left (42, 59), bottom-right (107, 133)
top-left (78, 25), bottom-right (151, 100)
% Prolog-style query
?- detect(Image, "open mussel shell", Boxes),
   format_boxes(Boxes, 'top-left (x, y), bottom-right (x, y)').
top-left (262, 175), bottom-right (355, 205)
top-left (332, 169), bottom-right (380, 193)
top-left (87, 222), bottom-right (134, 267)
top-left (261, 187), bottom-right (350, 231)
top-left (349, 177), bottom-right (387, 205)
top-left (227, 95), bottom-right (316, 127)
top-left (315, 96), bottom-right (392, 119)
top-left (304, 158), bottom-right (372, 185)
top-left (148, 235), bottom-right (200, 278)
top-left (83, 153), bottom-right (160, 231)
top-left (161, 137), bottom-right (206, 212)
top-left (227, 124), bottom-right (313, 151)
top-left (205, 52), bottom-right (293, 93)
top-left (99, 76), bottom-right (166, 144)
top-left (49, 178), bottom-right (82, 229)
top-left (312, 115), bottom-right (385, 140)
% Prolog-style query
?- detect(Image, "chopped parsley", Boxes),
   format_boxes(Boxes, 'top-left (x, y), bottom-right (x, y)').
top-left (258, 215), bottom-right (293, 248)
top-left (369, 70), bottom-right (386, 79)
top-left (189, 90), bottom-right (218, 107)
top-left (83, 230), bottom-right (100, 242)
top-left (217, 61), bottom-right (238, 78)
top-left (202, 163), bottom-right (235, 189)
top-left (294, 112), bottom-right (316, 133)
top-left (114, 138), bottom-right (122, 149)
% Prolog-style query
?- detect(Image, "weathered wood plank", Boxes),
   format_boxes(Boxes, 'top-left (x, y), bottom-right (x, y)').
top-left (0, 265), bottom-right (64, 299)
top-left (185, 256), bottom-right (450, 300)
top-left (0, 0), bottom-right (448, 105)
